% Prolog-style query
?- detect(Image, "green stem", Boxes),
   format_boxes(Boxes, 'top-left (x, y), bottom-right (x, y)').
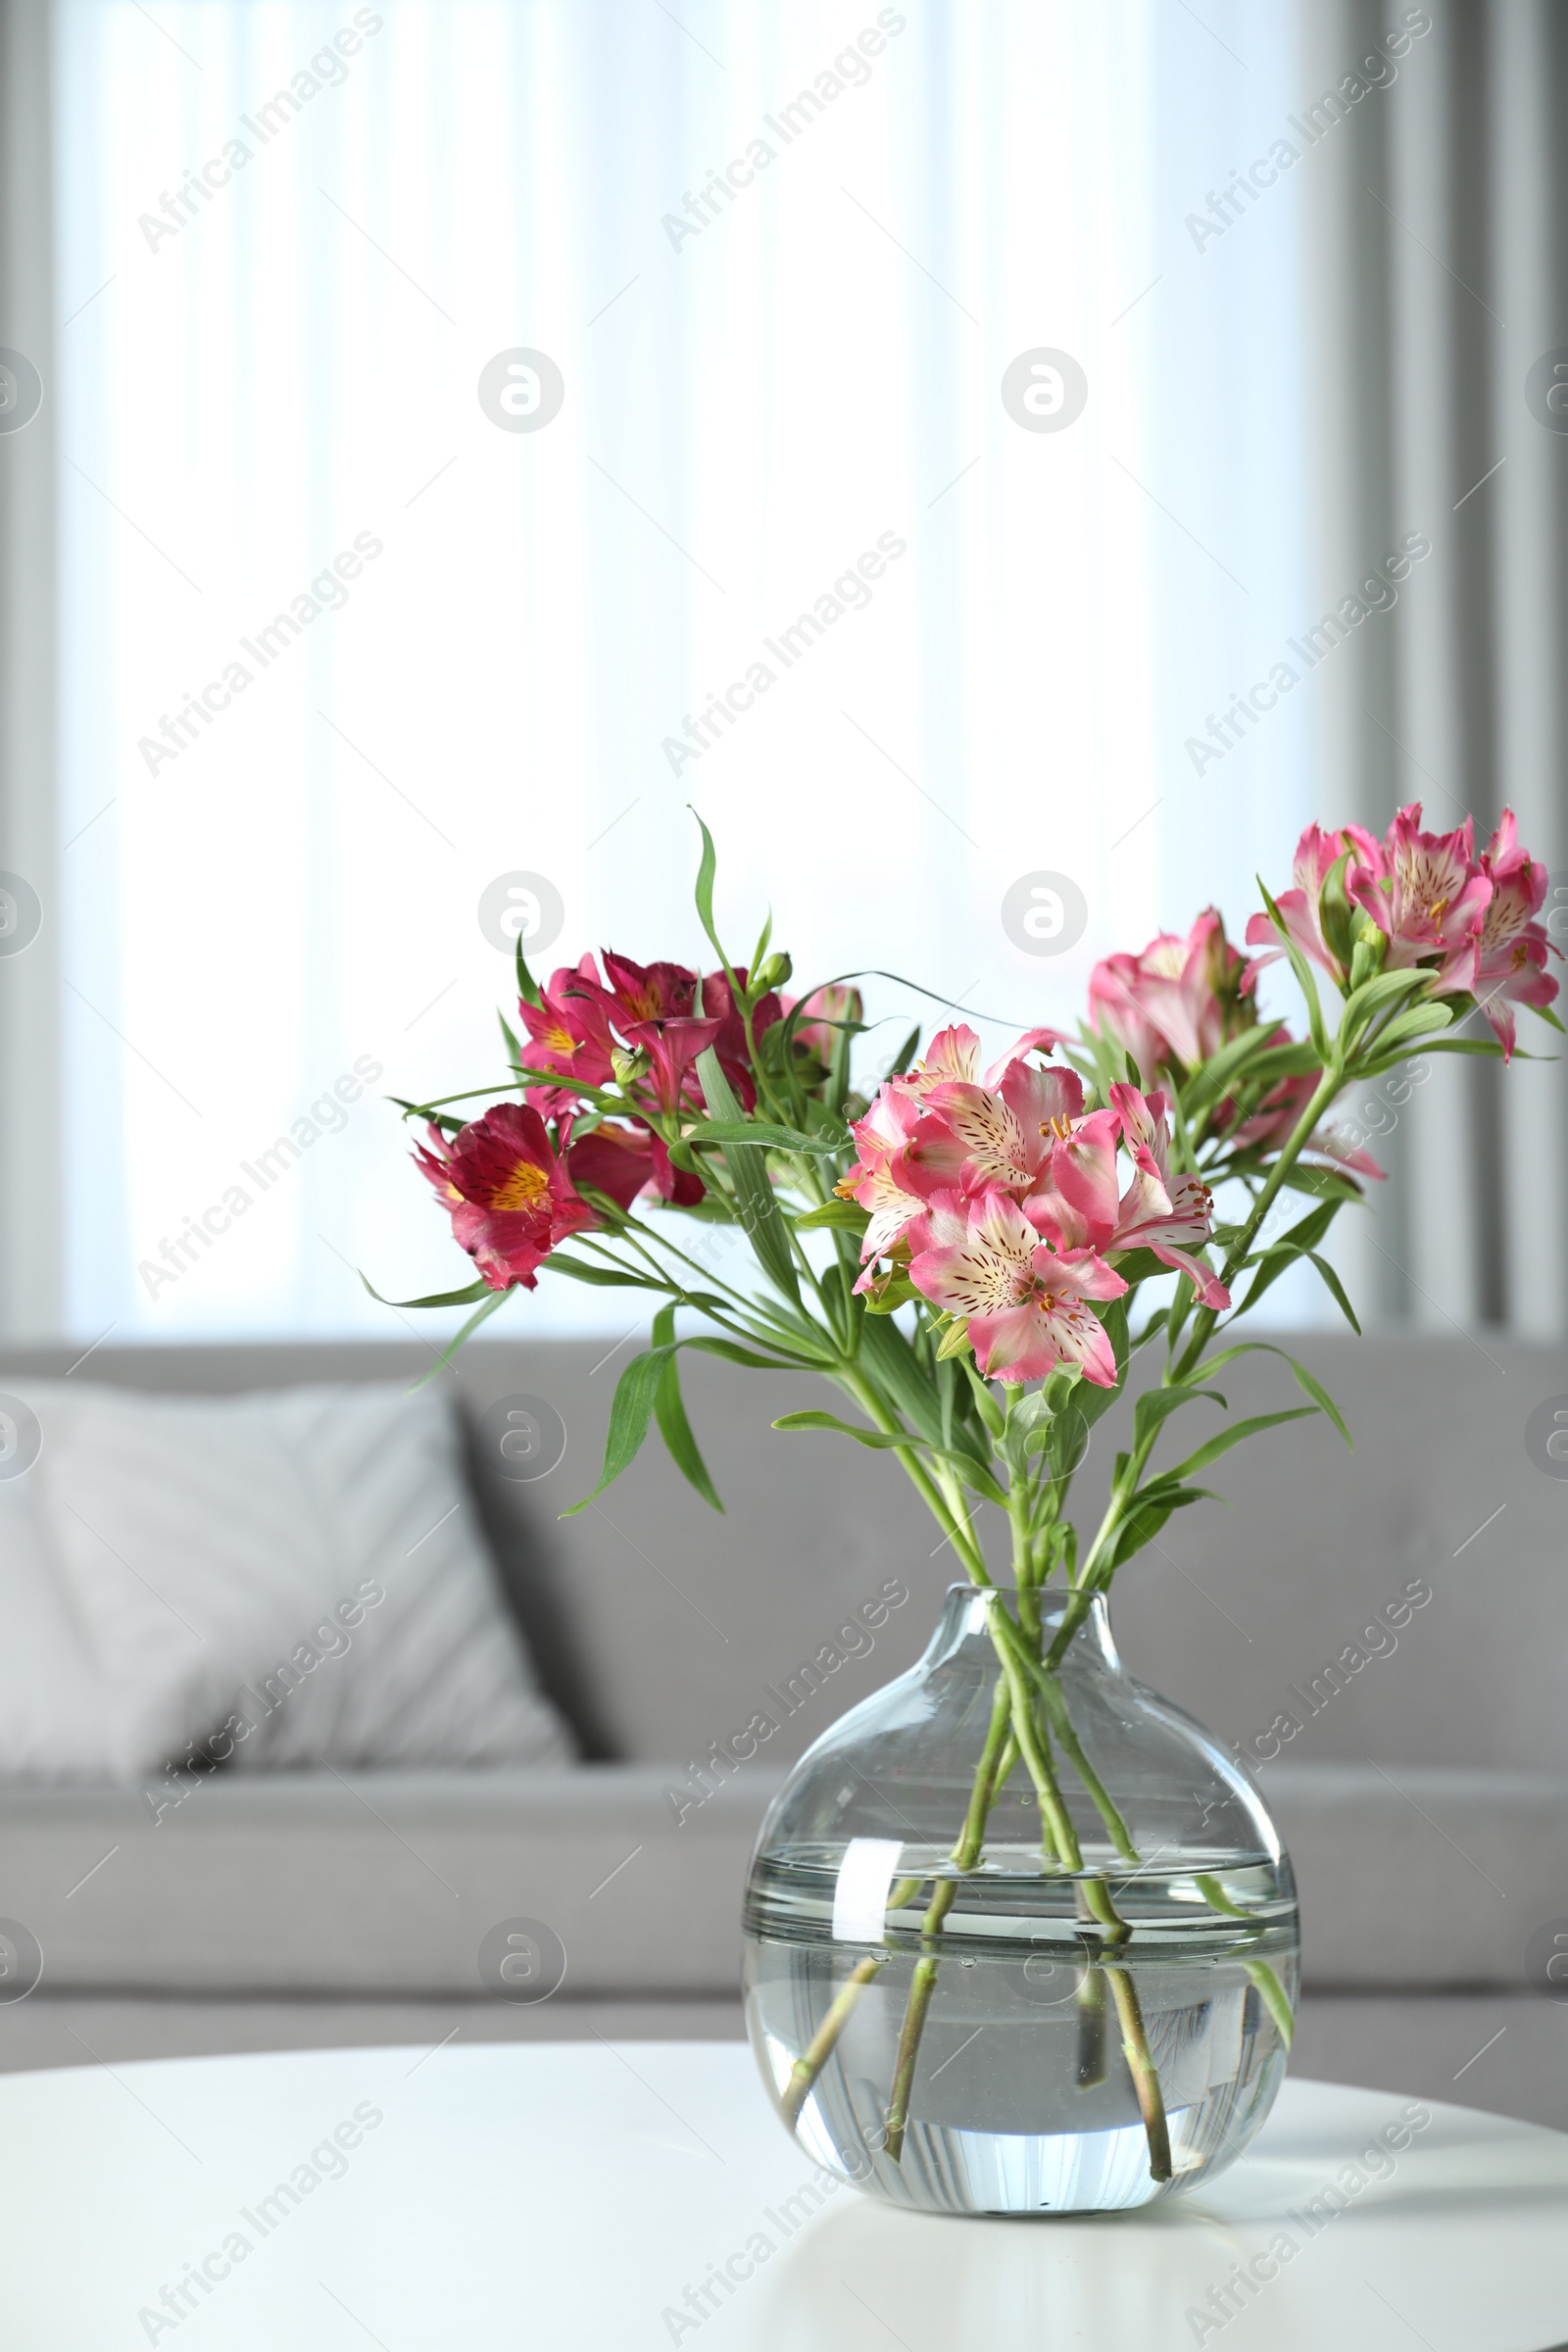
top-left (1034, 1673), bottom-right (1139, 1866)
top-left (1196, 1876), bottom-right (1295, 2050)
top-left (1106, 1965), bottom-right (1173, 2182)
top-left (989, 1608), bottom-right (1138, 1864)
top-left (883, 1678), bottom-right (1014, 2163)
top-left (1243, 1960), bottom-right (1296, 2049)
top-left (839, 1369), bottom-right (992, 1586)
top-left (990, 1618), bottom-right (1083, 1871)
top-left (777, 1872), bottom-right (923, 2129)
top-left (995, 1608), bottom-right (1173, 2181)
top-left (1075, 1963), bottom-right (1109, 2086)
top-left (1042, 1059), bottom-right (1349, 1680)
top-left (780, 1954), bottom-right (882, 2128)
top-left (1168, 1058), bottom-right (1345, 1385)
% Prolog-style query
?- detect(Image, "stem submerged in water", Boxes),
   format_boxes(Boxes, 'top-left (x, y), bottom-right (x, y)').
top-left (776, 1592), bottom-right (1175, 2191)
top-left (881, 1597), bottom-right (1172, 2184)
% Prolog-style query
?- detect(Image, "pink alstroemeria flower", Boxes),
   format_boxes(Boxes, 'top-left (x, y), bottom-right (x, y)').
top-left (838, 1087), bottom-right (928, 1282)
top-left (1474, 811), bottom-right (1560, 1056)
top-left (1024, 1086), bottom-right (1230, 1307)
top-left (914, 1058), bottom-right (1087, 1199)
top-left (895, 1021), bottom-right (1066, 1101)
top-left (1243, 823), bottom-right (1383, 989)
top-left (1345, 804), bottom-right (1493, 990)
top-left (908, 1190), bottom-right (1127, 1385)
top-left (1090, 910), bottom-right (1252, 1072)
top-left (1105, 1085), bottom-right (1231, 1307)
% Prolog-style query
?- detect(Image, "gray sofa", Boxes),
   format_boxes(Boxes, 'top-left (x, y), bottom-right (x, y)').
top-left (1, 1333), bottom-right (1565, 2131)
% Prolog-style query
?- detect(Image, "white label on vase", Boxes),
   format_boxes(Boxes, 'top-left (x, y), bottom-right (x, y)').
top-left (830, 1838), bottom-right (906, 1946)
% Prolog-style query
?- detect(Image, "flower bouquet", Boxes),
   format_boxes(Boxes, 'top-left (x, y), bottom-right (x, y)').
top-left (391, 806), bottom-right (1556, 2214)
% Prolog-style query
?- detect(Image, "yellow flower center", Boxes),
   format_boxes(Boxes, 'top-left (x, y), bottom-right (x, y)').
top-left (491, 1160), bottom-right (550, 1212)
top-left (1039, 1115), bottom-right (1074, 1141)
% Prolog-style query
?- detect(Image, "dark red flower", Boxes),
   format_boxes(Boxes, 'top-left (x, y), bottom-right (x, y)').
top-left (416, 1103), bottom-right (592, 1291)
top-left (701, 966), bottom-right (782, 1108)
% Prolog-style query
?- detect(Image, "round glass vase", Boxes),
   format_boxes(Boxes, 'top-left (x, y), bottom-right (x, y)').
top-left (742, 1582), bottom-right (1298, 2217)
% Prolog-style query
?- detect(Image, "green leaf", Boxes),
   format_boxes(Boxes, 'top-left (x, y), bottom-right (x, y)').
top-left (1358, 1035), bottom-right (1502, 1073)
top-left (1236, 1204), bottom-right (1353, 1323)
top-left (562, 1347), bottom-right (671, 1516)
top-left (1280, 1349), bottom-right (1352, 1446)
top-left (1182, 1022), bottom-right (1297, 1118)
top-left (683, 1336), bottom-right (794, 1370)
top-left (827, 1003), bottom-right (855, 1115)
top-left (1275, 1161), bottom-right (1364, 1204)
top-left (1228, 1039), bottom-right (1326, 1091)
top-left (498, 1009), bottom-right (524, 1066)
top-left (360, 1274), bottom-right (492, 1310)
top-left (685, 1118), bottom-right (846, 1153)
top-left (1162, 1406), bottom-right (1319, 1483)
top-left (651, 1306), bottom-right (723, 1513)
top-left (771, 1410), bottom-right (1006, 1499)
top-left (515, 929), bottom-right (542, 1009)
top-left (886, 1023), bottom-right (921, 1079)
top-left (794, 1199), bottom-right (868, 1233)
top-left (961, 1358), bottom-right (1005, 1438)
top-left (1103, 1246), bottom-right (1167, 1287)
top-left (772, 1409), bottom-right (905, 1444)
top-left (1303, 1250), bottom-right (1362, 1338)
top-left (1363, 1001), bottom-right (1453, 1055)
top-left (690, 808), bottom-right (738, 987)
top-left (1410, 1035), bottom-right (1509, 1058)
top-left (409, 1286), bottom-right (514, 1388)
top-left (1256, 877), bottom-right (1330, 1058)
top-left (1069, 1298), bottom-right (1131, 1432)
top-left (1103, 1483), bottom-right (1212, 1572)
top-left (1133, 1385), bottom-right (1226, 1455)
top-left (1167, 1338), bottom-right (1352, 1446)
top-left (1341, 965), bottom-right (1431, 1042)
top-left (544, 1254), bottom-right (667, 1291)
top-left (858, 1314), bottom-right (946, 1445)
top-left (695, 1046), bottom-right (801, 1303)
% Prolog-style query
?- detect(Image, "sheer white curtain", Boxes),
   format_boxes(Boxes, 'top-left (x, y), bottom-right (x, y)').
top-left (42, 0), bottom-right (1325, 1342)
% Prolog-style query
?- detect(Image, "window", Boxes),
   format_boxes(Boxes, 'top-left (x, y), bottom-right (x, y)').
top-left (53, 0), bottom-right (1315, 1338)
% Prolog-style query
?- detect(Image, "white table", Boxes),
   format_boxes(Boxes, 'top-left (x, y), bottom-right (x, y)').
top-left (3, 2041), bottom-right (1566, 2349)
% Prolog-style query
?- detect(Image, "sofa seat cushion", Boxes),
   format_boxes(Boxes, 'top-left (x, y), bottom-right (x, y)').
top-left (1265, 1761), bottom-right (1563, 1988)
top-left (0, 1766), bottom-right (786, 1997)
top-left (5, 1758), bottom-right (1559, 2001)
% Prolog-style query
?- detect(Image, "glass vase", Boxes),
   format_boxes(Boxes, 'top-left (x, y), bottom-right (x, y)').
top-left (742, 1582), bottom-right (1298, 2216)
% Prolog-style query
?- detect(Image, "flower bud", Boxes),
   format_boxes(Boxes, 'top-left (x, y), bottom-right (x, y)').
top-left (1317, 849), bottom-right (1359, 975)
top-left (610, 1046), bottom-right (647, 1090)
top-left (1347, 922), bottom-right (1387, 994)
top-left (757, 952), bottom-right (793, 993)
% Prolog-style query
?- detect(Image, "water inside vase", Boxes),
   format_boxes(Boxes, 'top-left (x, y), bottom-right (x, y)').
top-left (743, 1839), bottom-right (1298, 2216)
